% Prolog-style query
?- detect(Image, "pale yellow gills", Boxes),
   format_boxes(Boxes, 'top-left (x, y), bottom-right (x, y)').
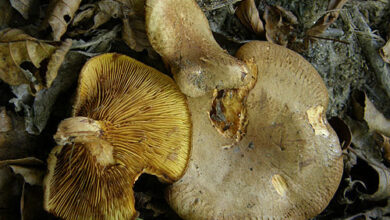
top-left (145, 0), bottom-right (253, 97)
top-left (43, 53), bottom-right (192, 220)
top-left (167, 41), bottom-right (343, 219)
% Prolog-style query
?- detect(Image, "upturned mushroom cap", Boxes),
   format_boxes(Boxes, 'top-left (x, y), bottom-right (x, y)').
top-left (43, 53), bottom-right (191, 220)
top-left (167, 41), bottom-right (343, 219)
top-left (145, 0), bottom-right (253, 97)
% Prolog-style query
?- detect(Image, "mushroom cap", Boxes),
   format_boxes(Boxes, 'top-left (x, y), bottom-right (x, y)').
top-left (44, 53), bottom-right (191, 220)
top-left (167, 41), bottom-right (343, 219)
top-left (145, 0), bottom-right (252, 97)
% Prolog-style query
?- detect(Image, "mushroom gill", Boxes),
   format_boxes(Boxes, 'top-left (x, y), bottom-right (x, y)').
top-left (44, 53), bottom-right (191, 220)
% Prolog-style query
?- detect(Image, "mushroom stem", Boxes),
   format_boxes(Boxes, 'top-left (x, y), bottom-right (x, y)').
top-left (54, 116), bottom-right (106, 145)
top-left (54, 116), bottom-right (116, 166)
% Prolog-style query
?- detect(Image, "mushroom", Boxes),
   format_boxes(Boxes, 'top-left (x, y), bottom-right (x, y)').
top-left (145, 0), bottom-right (253, 97)
top-left (43, 53), bottom-right (191, 219)
top-left (167, 41), bottom-right (343, 219)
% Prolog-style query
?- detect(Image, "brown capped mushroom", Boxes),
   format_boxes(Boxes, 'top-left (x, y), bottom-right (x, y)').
top-left (43, 53), bottom-right (191, 220)
top-left (167, 41), bottom-right (343, 219)
top-left (145, 0), bottom-right (252, 97)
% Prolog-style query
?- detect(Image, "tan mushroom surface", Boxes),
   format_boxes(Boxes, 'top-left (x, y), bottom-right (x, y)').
top-left (167, 41), bottom-right (343, 219)
top-left (145, 0), bottom-right (252, 98)
top-left (43, 53), bottom-right (191, 220)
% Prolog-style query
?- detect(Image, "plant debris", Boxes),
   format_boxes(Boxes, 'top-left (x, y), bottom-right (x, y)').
top-left (235, 0), bottom-right (264, 37)
top-left (380, 39), bottom-right (390, 64)
top-left (263, 5), bottom-right (298, 47)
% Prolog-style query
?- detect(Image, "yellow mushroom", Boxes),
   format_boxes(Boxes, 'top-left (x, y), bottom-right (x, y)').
top-left (43, 53), bottom-right (192, 220)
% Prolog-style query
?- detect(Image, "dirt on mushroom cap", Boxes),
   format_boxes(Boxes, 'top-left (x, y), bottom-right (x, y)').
top-left (167, 41), bottom-right (343, 219)
top-left (43, 53), bottom-right (192, 220)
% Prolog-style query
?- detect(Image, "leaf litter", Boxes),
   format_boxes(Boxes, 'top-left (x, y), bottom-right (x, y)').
top-left (0, 0), bottom-right (390, 219)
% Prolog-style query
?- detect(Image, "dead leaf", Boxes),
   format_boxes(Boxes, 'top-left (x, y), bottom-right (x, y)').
top-left (329, 117), bottom-right (352, 150)
top-left (0, 157), bottom-right (45, 186)
top-left (71, 0), bottom-right (123, 34)
top-left (10, 0), bottom-right (36, 20)
top-left (71, 5), bottom-right (96, 27)
top-left (305, 0), bottom-right (348, 43)
top-left (0, 157), bottom-right (44, 167)
top-left (44, 0), bottom-right (82, 40)
top-left (374, 133), bottom-right (390, 163)
top-left (360, 160), bottom-right (390, 201)
top-left (19, 51), bottom-right (86, 134)
top-left (0, 166), bottom-right (23, 219)
top-left (363, 95), bottom-right (390, 137)
top-left (379, 39), bottom-right (390, 64)
top-left (45, 39), bottom-right (72, 88)
top-left (0, 108), bottom-right (41, 159)
top-left (263, 5), bottom-right (298, 47)
top-left (122, 17), bottom-right (151, 52)
top-left (0, 29), bottom-right (70, 93)
top-left (90, 0), bottom-right (122, 31)
top-left (20, 183), bottom-right (49, 220)
top-left (0, 107), bottom-right (12, 132)
top-left (0, 0), bottom-right (13, 27)
top-left (235, 0), bottom-right (264, 37)
top-left (9, 165), bottom-right (44, 186)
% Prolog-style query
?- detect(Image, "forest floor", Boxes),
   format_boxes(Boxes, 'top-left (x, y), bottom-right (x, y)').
top-left (0, 0), bottom-right (390, 219)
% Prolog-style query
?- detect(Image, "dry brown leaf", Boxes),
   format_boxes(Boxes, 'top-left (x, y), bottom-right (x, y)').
top-left (235, 0), bottom-right (264, 36)
top-left (122, 17), bottom-right (151, 52)
top-left (45, 38), bottom-right (72, 87)
top-left (71, 0), bottom-right (144, 33)
top-left (9, 165), bottom-right (44, 186)
top-left (263, 5), bottom-right (297, 46)
top-left (352, 91), bottom-right (390, 136)
top-left (0, 28), bottom-right (54, 90)
top-left (0, 29), bottom-right (70, 93)
top-left (45, 0), bottom-right (82, 40)
top-left (0, 157), bottom-right (44, 167)
top-left (0, 157), bottom-right (44, 186)
top-left (10, 0), bottom-right (35, 19)
top-left (363, 95), bottom-right (390, 137)
top-left (91, 0), bottom-right (122, 30)
top-left (379, 39), bottom-right (390, 64)
top-left (306, 0), bottom-right (348, 41)
top-left (72, 6), bottom-right (96, 27)
top-left (329, 117), bottom-right (352, 150)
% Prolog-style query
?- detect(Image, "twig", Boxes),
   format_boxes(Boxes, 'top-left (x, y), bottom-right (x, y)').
top-left (342, 7), bottom-right (390, 98)
top-left (200, 0), bottom-right (242, 11)
top-left (347, 146), bottom-right (390, 172)
top-left (307, 35), bottom-right (350, 44)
